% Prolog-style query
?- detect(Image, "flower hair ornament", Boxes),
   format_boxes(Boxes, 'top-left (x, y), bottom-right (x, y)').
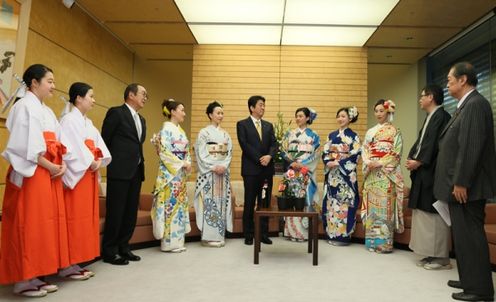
top-left (383, 99), bottom-right (396, 122)
top-left (383, 100), bottom-right (396, 113)
top-left (163, 98), bottom-right (175, 116)
top-left (347, 106), bottom-right (358, 120)
top-left (308, 108), bottom-right (317, 123)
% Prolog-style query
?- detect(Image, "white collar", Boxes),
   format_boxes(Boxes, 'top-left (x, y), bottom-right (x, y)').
top-left (457, 89), bottom-right (475, 108)
top-left (125, 102), bottom-right (138, 116)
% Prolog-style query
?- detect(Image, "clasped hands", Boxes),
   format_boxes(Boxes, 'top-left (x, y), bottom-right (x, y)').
top-left (259, 155), bottom-right (271, 167)
top-left (405, 159), bottom-right (421, 171)
top-left (49, 162), bottom-right (66, 179)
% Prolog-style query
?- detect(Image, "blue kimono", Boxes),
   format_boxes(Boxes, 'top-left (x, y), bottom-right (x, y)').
top-left (321, 128), bottom-right (361, 243)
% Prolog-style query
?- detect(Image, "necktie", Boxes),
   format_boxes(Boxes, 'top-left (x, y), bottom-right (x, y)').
top-left (134, 113), bottom-right (142, 139)
top-left (255, 120), bottom-right (262, 141)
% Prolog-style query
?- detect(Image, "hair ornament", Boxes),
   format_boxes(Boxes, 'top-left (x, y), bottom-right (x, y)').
top-left (347, 106), bottom-right (358, 120)
top-left (383, 100), bottom-right (396, 113)
top-left (308, 107), bottom-right (317, 122)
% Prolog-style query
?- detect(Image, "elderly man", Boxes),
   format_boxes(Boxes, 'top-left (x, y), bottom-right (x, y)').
top-left (434, 62), bottom-right (496, 302)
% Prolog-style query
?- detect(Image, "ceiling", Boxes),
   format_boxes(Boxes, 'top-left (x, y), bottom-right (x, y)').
top-left (76, 0), bottom-right (496, 65)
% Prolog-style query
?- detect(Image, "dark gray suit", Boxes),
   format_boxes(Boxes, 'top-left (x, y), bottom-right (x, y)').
top-left (434, 90), bottom-right (496, 296)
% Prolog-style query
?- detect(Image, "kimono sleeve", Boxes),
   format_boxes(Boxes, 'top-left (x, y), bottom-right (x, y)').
top-left (195, 129), bottom-right (216, 174)
top-left (2, 102), bottom-right (46, 177)
top-left (158, 127), bottom-right (184, 183)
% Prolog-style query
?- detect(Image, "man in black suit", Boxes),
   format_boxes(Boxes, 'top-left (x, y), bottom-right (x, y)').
top-left (237, 95), bottom-right (277, 245)
top-left (434, 62), bottom-right (496, 301)
top-left (406, 84), bottom-right (452, 270)
top-left (101, 83), bottom-right (147, 265)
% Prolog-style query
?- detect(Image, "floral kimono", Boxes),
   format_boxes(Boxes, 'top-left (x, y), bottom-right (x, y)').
top-left (280, 127), bottom-right (320, 240)
top-left (151, 121), bottom-right (191, 251)
top-left (321, 128), bottom-right (361, 243)
top-left (361, 123), bottom-right (404, 253)
top-left (194, 125), bottom-right (233, 243)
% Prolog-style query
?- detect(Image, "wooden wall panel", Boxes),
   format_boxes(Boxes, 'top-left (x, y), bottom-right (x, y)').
top-left (191, 45), bottom-right (368, 186)
top-left (29, 0), bottom-right (133, 84)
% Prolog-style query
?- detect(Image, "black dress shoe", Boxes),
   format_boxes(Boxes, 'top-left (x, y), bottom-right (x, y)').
top-left (448, 280), bottom-right (463, 289)
top-left (261, 236), bottom-right (272, 245)
top-left (119, 251), bottom-right (141, 261)
top-left (103, 255), bottom-right (129, 265)
top-left (244, 238), bottom-right (253, 245)
top-left (452, 292), bottom-right (494, 301)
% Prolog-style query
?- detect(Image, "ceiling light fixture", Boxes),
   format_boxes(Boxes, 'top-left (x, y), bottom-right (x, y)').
top-left (174, 0), bottom-right (400, 46)
top-left (62, 0), bottom-right (75, 9)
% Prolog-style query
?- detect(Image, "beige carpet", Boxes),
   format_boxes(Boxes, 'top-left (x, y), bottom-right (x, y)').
top-left (0, 237), bottom-right (494, 302)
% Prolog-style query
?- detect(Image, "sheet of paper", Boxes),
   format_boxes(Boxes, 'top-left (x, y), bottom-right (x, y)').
top-left (433, 200), bottom-right (451, 226)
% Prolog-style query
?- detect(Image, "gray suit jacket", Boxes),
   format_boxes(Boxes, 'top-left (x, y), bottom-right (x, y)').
top-left (434, 90), bottom-right (496, 203)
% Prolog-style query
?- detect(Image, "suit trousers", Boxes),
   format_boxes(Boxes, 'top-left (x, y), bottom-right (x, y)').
top-left (449, 200), bottom-right (494, 296)
top-left (242, 174), bottom-right (273, 238)
top-left (101, 168), bottom-right (143, 258)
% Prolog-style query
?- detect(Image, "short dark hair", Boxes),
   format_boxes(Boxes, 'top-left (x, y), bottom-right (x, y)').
top-left (124, 83), bottom-right (140, 100)
top-left (206, 101), bottom-right (223, 120)
top-left (247, 95), bottom-right (265, 113)
top-left (68, 82), bottom-right (92, 104)
top-left (295, 107), bottom-right (313, 125)
top-left (451, 62), bottom-right (478, 87)
top-left (422, 84), bottom-right (444, 105)
top-left (336, 107), bottom-right (359, 123)
top-left (23, 64), bottom-right (53, 89)
top-left (162, 98), bottom-right (184, 118)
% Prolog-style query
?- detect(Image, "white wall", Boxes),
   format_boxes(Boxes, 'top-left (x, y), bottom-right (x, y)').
top-left (367, 62), bottom-right (424, 187)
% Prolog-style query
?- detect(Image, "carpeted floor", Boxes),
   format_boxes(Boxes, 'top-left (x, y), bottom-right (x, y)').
top-left (0, 237), bottom-right (493, 301)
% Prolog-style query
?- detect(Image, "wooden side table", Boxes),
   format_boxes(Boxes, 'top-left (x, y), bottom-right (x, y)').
top-left (254, 207), bottom-right (319, 266)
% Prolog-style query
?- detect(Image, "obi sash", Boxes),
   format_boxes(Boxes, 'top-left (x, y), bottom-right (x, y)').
top-left (206, 143), bottom-right (228, 160)
top-left (43, 131), bottom-right (67, 165)
top-left (84, 139), bottom-right (103, 160)
top-left (369, 139), bottom-right (393, 158)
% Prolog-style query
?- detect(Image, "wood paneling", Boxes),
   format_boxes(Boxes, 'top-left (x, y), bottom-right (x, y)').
top-left (77, 0), bottom-right (184, 22)
top-left (29, 0), bottom-right (133, 84)
top-left (191, 45), bottom-right (368, 185)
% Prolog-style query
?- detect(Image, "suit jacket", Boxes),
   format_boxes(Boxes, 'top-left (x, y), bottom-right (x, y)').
top-left (102, 104), bottom-right (146, 181)
top-left (408, 107), bottom-right (451, 212)
top-left (434, 90), bottom-right (496, 203)
top-left (236, 117), bottom-right (277, 176)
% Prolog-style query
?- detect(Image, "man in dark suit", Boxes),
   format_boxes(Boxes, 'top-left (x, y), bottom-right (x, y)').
top-left (434, 62), bottom-right (496, 301)
top-left (101, 83), bottom-right (147, 265)
top-left (406, 84), bottom-right (452, 270)
top-left (237, 95), bottom-right (277, 245)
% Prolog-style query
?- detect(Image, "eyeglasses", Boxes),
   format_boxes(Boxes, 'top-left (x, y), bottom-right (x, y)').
top-left (419, 93), bottom-right (430, 98)
top-left (138, 91), bottom-right (148, 98)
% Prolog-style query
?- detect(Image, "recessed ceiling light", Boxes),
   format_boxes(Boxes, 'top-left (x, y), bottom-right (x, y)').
top-left (282, 26), bottom-right (376, 46)
top-left (189, 24), bottom-right (281, 45)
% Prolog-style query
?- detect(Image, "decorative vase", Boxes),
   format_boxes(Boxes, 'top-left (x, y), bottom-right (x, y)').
top-left (277, 196), bottom-right (293, 210)
top-left (274, 162), bottom-right (285, 175)
top-left (293, 197), bottom-right (306, 211)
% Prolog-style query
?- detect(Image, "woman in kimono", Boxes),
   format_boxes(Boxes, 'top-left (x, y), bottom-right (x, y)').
top-left (151, 99), bottom-right (192, 253)
top-left (361, 99), bottom-right (404, 253)
top-left (60, 82), bottom-right (111, 277)
top-left (0, 64), bottom-right (70, 297)
top-left (322, 106), bottom-right (361, 246)
top-left (194, 101), bottom-right (233, 247)
top-left (280, 107), bottom-right (320, 241)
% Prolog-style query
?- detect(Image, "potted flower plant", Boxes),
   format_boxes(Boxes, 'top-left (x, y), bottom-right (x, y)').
top-left (273, 112), bottom-right (291, 174)
top-left (277, 166), bottom-right (309, 211)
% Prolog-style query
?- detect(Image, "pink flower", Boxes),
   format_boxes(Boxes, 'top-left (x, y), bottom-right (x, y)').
top-left (286, 169), bottom-right (295, 178)
top-left (278, 183), bottom-right (286, 192)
